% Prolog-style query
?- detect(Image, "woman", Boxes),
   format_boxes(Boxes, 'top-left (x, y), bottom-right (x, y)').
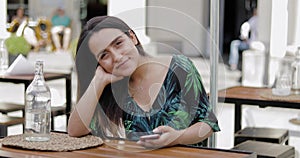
top-left (12, 7), bottom-right (28, 23)
top-left (68, 16), bottom-right (220, 148)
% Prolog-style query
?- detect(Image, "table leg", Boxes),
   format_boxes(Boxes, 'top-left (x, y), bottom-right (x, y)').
top-left (234, 103), bottom-right (242, 133)
top-left (65, 74), bottom-right (72, 126)
top-left (23, 82), bottom-right (31, 132)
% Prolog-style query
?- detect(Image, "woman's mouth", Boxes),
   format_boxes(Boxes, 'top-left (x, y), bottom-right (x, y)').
top-left (116, 58), bottom-right (129, 69)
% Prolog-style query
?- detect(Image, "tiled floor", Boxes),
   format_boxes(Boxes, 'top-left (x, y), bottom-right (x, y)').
top-left (1, 54), bottom-right (299, 157)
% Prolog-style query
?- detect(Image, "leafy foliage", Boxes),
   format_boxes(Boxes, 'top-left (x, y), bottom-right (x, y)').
top-left (5, 34), bottom-right (31, 56)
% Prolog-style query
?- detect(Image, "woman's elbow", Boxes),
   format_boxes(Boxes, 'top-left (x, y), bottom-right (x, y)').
top-left (68, 126), bottom-right (90, 137)
top-left (68, 128), bottom-right (80, 137)
top-left (67, 120), bottom-right (90, 137)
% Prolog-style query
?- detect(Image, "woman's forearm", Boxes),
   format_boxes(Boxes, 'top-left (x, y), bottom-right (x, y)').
top-left (68, 77), bottom-right (106, 137)
top-left (171, 122), bottom-right (213, 146)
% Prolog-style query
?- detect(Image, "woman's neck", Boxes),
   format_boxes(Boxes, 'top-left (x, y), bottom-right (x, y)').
top-left (130, 56), bottom-right (151, 83)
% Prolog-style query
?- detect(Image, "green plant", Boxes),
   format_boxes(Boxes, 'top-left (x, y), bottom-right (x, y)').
top-left (5, 34), bottom-right (31, 56)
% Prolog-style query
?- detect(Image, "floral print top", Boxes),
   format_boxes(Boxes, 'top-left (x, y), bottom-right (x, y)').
top-left (90, 54), bottom-right (220, 147)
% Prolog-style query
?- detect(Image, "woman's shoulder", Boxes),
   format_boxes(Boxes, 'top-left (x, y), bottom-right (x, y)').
top-left (170, 54), bottom-right (194, 71)
top-left (151, 55), bottom-right (172, 66)
top-left (150, 54), bottom-right (193, 72)
top-left (152, 54), bottom-right (190, 64)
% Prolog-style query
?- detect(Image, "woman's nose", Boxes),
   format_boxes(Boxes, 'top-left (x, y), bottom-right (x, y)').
top-left (111, 50), bottom-right (123, 62)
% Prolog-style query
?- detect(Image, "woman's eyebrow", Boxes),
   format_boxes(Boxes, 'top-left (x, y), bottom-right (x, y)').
top-left (96, 35), bottom-right (124, 58)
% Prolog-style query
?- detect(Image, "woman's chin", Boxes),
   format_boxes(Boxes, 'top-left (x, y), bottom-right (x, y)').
top-left (113, 72), bottom-right (131, 78)
top-left (114, 68), bottom-right (135, 77)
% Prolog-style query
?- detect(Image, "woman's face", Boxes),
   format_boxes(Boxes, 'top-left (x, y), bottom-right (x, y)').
top-left (17, 8), bottom-right (24, 17)
top-left (88, 28), bottom-right (140, 77)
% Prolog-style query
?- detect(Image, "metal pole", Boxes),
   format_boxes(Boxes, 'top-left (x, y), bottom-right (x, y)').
top-left (208, 0), bottom-right (219, 148)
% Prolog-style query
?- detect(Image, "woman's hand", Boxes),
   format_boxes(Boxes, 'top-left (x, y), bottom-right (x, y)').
top-left (137, 126), bottom-right (185, 148)
top-left (94, 66), bottom-right (123, 87)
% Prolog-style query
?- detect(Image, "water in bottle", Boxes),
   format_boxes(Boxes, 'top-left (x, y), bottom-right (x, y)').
top-left (24, 61), bottom-right (51, 141)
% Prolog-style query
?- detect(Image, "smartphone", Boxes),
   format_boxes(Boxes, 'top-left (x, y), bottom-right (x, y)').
top-left (139, 134), bottom-right (161, 141)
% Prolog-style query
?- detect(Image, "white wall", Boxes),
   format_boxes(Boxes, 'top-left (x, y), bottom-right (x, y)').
top-left (0, 1), bottom-right (10, 39)
top-left (287, 0), bottom-right (300, 46)
top-left (258, 0), bottom-right (300, 86)
top-left (257, 1), bottom-right (272, 48)
top-left (147, 0), bottom-right (210, 56)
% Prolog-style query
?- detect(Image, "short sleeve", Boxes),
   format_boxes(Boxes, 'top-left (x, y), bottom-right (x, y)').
top-left (175, 55), bottom-right (220, 132)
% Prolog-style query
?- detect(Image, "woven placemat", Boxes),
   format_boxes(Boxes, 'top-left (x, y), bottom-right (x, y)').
top-left (260, 91), bottom-right (300, 101)
top-left (0, 132), bottom-right (103, 151)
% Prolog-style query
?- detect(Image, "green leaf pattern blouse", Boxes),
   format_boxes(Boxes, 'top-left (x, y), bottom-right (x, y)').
top-left (90, 54), bottom-right (220, 147)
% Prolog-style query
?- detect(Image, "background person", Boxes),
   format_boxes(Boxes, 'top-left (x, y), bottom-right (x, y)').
top-left (228, 8), bottom-right (258, 71)
top-left (12, 7), bottom-right (28, 23)
top-left (68, 16), bottom-right (220, 148)
top-left (51, 7), bottom-right (71, 51)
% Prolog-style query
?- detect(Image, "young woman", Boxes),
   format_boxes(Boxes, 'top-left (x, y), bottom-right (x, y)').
top-left (68, 16), bottom-right (220, 148)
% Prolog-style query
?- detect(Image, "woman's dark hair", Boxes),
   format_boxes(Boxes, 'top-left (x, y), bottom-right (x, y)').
top-left (75, 16), bottom-right (147, 129)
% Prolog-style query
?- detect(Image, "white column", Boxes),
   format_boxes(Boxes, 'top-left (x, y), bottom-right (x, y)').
top-left (0, 1), bottom-right (10, 39)
top-left (267, 0), bottom-right (289, 86)
top-left (293, 0), bottom-right (300, 45)
top-left (108, 0), bottom-right (155, 55)
top-left (269, 0), bottom-right (288, 58)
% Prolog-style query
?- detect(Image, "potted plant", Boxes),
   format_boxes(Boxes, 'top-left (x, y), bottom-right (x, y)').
top-left (6, 21), bottom-right (31, 64)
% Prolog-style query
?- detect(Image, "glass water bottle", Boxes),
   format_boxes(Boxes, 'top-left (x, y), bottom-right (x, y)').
top-left (24, 61), bottom-right (51, 141)
top-left (272, 58), bottom-right (292, 96)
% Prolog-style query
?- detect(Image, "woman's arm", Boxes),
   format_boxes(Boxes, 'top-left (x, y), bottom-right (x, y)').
top-left (67, 76), bottom-right (105, 137)
top-left (168, 122), bottom-right (212, 146)
top-left (68, 66), bottom-right (123, 137)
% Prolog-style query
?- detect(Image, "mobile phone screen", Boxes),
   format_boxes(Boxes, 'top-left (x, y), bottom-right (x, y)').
top-left (139, 134), bottom-right (160, 141)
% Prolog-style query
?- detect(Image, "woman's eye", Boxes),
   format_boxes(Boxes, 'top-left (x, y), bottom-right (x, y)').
top-left (99, 53), bottom-right (107, 60)
top-left (115, 40), bottom-right (123, 46)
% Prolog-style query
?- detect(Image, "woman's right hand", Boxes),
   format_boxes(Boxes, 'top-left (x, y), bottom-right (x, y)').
top-left (94, 66), bottom-right (124, 87)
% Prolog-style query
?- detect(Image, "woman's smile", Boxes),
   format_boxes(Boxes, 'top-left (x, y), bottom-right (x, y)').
top-left (116, 57), bottom-right (130, 69)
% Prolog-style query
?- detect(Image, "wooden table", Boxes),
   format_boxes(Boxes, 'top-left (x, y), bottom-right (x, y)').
top-left (0, 73), bottom-right (72, 127)
top-left (218, 86), bottom-right (300, 133)
top-left (0, 143), bottom-right (256, 158)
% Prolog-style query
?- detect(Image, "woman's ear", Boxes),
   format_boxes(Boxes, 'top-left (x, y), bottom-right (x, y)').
top-left (128, 30), bottom-right (138, 45)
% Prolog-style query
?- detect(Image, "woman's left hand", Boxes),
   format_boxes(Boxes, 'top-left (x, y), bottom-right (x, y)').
top-left (137, 126), bottom-right (185, 148)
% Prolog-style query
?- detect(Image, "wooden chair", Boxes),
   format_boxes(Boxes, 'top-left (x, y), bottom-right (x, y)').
top-left (50, 105), bottom-right (67, 130)
top-left (0, 102), bottom-right (24, 115)
top-left (0, 102), bottom-right (67, 131)
top-left (0, 114), bottom-right (24, 137)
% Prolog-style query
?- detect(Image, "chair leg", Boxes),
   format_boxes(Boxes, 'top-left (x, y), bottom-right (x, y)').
top-left (0, 125), bottom-right (8, 137)
top-left (51, 116), bottom-right (55, 131)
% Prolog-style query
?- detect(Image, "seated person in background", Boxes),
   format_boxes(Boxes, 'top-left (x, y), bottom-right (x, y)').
top-left (8, 8), bottom-right (38, 52)
top-left (10, 7), bottom-right (29, 37)
top-left (12, 7), bottom-right (28, 24)
top-left (34, 17), bottom-right (53, 52)
top-left (51, 7), bottom-right (71, 51)
top-left (228, 8), bottom-right (257, 71)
